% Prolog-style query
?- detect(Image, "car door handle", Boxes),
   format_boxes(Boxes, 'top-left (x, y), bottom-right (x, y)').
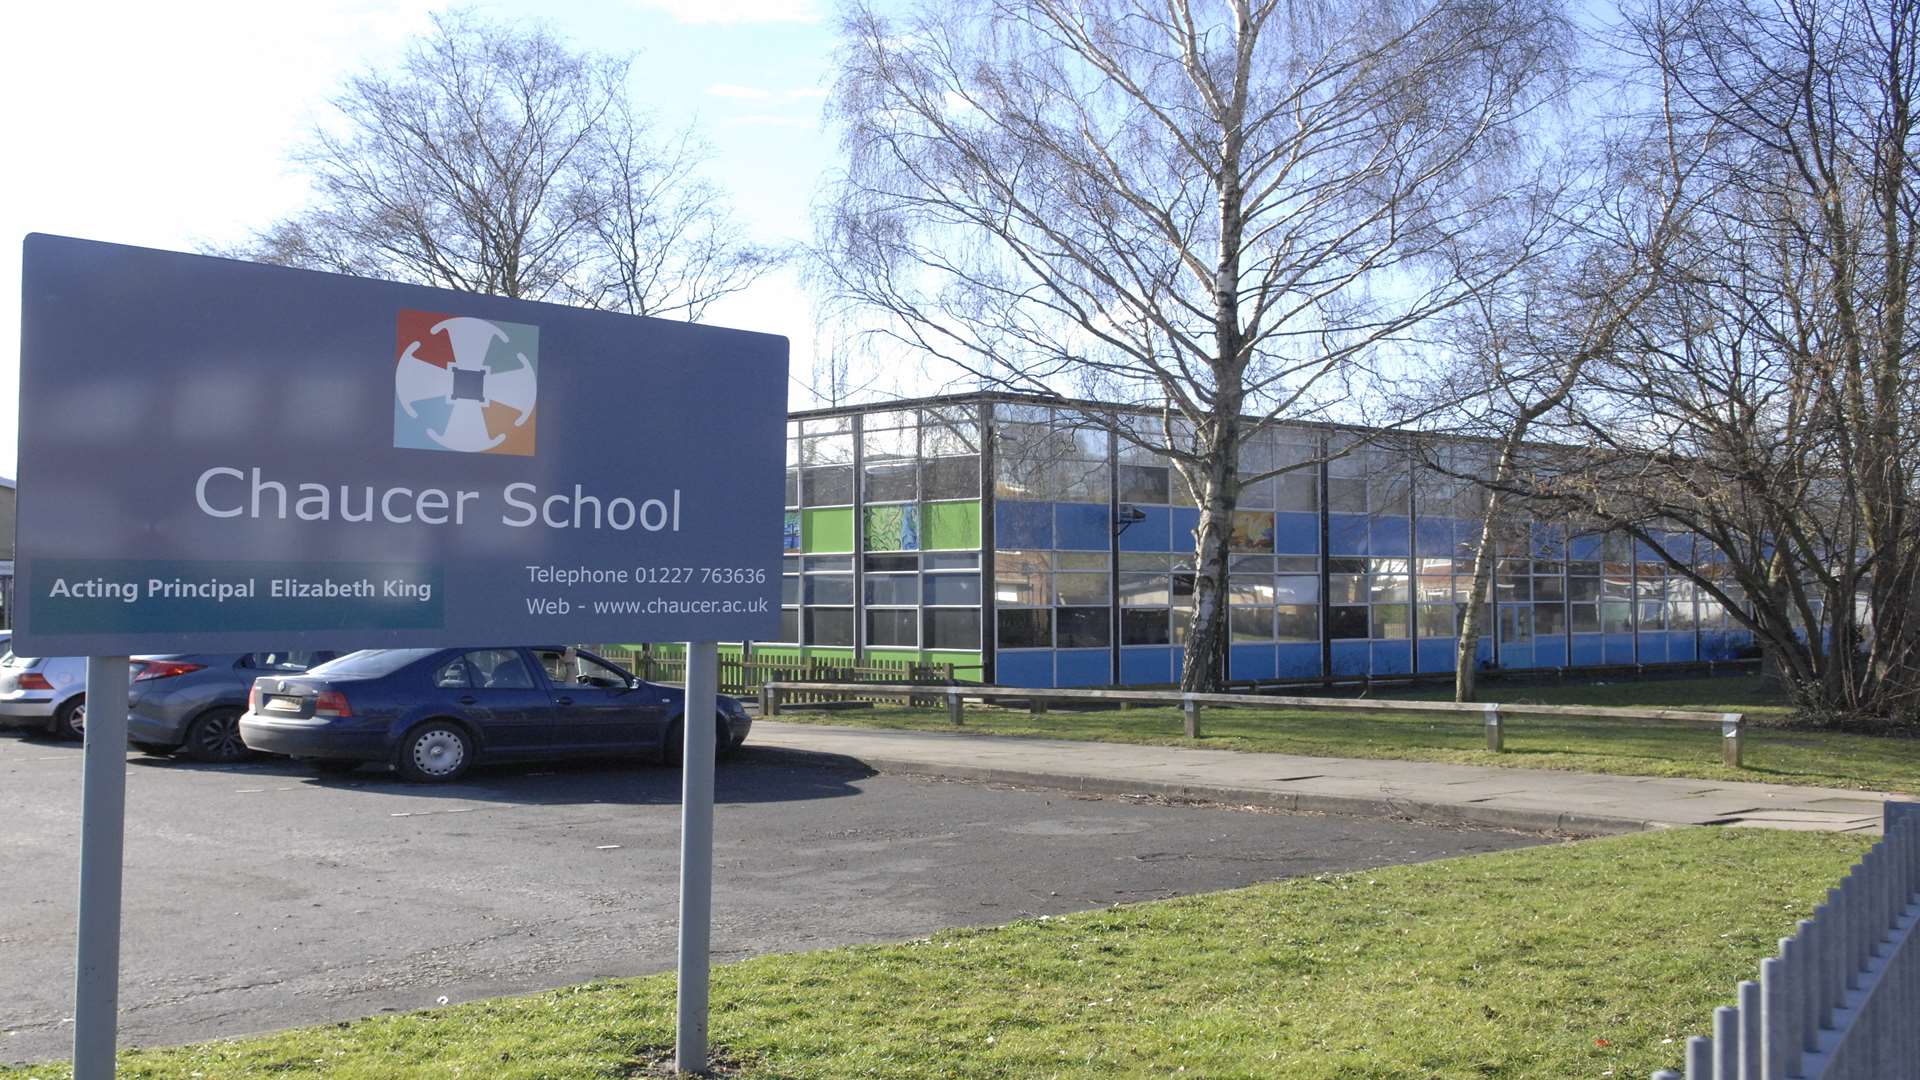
top-left (459, 696), bottom-right (477, 705)
top-left (555, 696), bottom-right (573, 706)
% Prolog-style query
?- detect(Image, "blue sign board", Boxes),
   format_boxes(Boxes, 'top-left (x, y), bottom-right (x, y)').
top-left (14, 234), bottom-right (788, 654)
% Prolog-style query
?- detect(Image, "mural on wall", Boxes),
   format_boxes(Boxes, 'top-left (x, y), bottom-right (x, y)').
top-left (865, 504), bottom-right (922, 551)
top-left (782, 510), bottom-right (801, 552)
top-left (1229, 510), bottom-right (1275, 553)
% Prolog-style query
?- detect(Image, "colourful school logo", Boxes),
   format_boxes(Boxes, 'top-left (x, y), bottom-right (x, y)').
top-left (393, 310), bottom-right (539, 455)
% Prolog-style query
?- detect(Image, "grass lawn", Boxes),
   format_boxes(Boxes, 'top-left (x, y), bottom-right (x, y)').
top-left (1, 828), bottom-right (1869, 1079)
top-left (772, 675), bottom-right (1920, 793)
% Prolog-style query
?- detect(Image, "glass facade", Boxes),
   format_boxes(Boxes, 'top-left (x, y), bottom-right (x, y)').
top-left (741, 394), bottom-right (1755, 687)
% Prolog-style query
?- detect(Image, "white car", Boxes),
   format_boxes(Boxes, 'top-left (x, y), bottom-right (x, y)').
top-left (0, 652), bottom-right (89, 739)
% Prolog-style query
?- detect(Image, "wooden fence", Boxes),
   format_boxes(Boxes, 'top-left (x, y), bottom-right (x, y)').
top-left (756, 682), bottom-right (1748, 766)
top-left (1653, 802), bottom-right (1920, 1080)
top-left (594, 647), bottom-right (954, 700)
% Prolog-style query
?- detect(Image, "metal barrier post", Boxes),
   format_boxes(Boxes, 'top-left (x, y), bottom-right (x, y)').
top-left (1183, 693), bottom-right (1201, 739)
top-left (1484, 703), bottom-right (1502, 752)
top-left (946, 687), bottom-right (963, 726)
top-left (1722, 713), bottom-right (1744, 768)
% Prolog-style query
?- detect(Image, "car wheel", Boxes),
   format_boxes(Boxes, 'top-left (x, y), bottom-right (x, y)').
top-left (397, 722), bottom-right (472, 783)
top-left (182, 708), bottom-right (249, 763)
top-left (53, 697), bottom-right (86, 741)
top-left (661, 717), bottom-right (733, 765)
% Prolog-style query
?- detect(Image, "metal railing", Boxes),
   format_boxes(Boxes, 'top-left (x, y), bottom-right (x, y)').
top-left (756, 682), bottom-right (1747, 766)
top-left (1653, 802), bottom-right (1920, 1080)
top-left (596, 648), bottom-right (956, 699)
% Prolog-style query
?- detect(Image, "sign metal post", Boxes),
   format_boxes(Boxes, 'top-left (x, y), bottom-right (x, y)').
top-left (675, 641), bottom-right (719, 1074)
top-left (72, 657), bottom-right (129, 1080)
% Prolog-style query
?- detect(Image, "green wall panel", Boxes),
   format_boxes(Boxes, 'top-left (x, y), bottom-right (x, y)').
top-left (801, 507), bottom-right (855, 552)
top-left (923, 500), bottom-right (981, 549)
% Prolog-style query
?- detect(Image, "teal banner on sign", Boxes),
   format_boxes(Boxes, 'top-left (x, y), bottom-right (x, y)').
top-left (26, 559), bottom-right (446, 635)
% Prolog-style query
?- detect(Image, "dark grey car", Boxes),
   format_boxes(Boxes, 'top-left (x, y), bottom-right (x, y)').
top-left (127, 651), bottom-right (340, 762)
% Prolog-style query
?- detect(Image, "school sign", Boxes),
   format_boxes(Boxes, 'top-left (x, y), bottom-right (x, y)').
top-left (14, 234), bottom-right (788, 655)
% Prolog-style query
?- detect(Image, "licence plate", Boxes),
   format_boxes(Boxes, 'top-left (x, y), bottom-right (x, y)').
top-left (266, 696), bottom-right (303, 712)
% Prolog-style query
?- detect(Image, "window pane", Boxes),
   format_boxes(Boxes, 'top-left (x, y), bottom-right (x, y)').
top-left (1568, 578), bottom-right (1600, 602)
top-left (1499, 606), bottom-right (1533, 643)
top-left (1328, 605), bottom-right (1370, 639)
top-left (924, 608), bottom-right (981, 649)
top-left (1118, 572), bottom-right (1169, 606)
top-left (921, 407), bottom-right (979, 456)
top-left (866, 553), bottom-right (918, 572)
top-left (804, 555), bottom-right (852, 572)
top-left (1601, 600), bottom-right (1633, 634)
top-left (1328, 574), bottom-right (1368, 605)
top-left (924, 552), bottom-right (980, 570)
top-left (804, 576), bottom-right (854, 605)
top-left (1417, 603), bottom-right (1457, 638)
top-left (1276, 604), bottom-right (1318, 642)
top-left (1369, 574), bottom-right (1410, 604)
top-left (1372, 604), bottom-right (1410, 639)
top-left (1056, 606), bottom-right (1112, 648)
top-left (801, 465), bottom-right (853, 505)
top-left (1534, 575), bottom-right (1565, 601)
top-left (434, 657), bottom-right (471, 689)
top-left (1227, 575), bottom-right (1274, 606)
top-left (998, 608), bottom-right (1053, 649)
top-left (1570, 604), bottom-right (1601, 633)
top-left (1534, 603), bottom-right (1567, 637)
top-left (806, 608), bottom-right (855, 646)
top-left (864, 461), bottom-right (916, 502)
top-left (1055, 460), bottom-right (1111, 503)
top-left (921, 455), bottom-right (980, 500)
top-left (1327, 476), bottom-right (1367, 512)
top-left (1275, 472), bottom-right (1317, 512)
top-left (867, 609), bottom-right (917, 648)
top-left (1230, 606), bottom-right (1273, 641)
top-left (924, 573), bottom-right (982, 605)
top-left (1056, 552), bottom-right (1110, 570)
top-left (784, 470), bottom-right (798, 507)
top-left (1118, 464), bottom-right (1170, 504)
top-left (1121, 608), bottom-right (1171, 645)
top-left (780, 576), bottom-right (799, 605)
top-left (776, 608), bottom-right (799, 643)
top-left (801, 432), bottom-right (853, 464)
top-left (1055, 572), bottom-right (1110, 605)
top-left (864, 575), bottom-right (920, 606)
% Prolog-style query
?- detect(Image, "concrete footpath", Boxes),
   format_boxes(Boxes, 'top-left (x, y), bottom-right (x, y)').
top-left (749, 720), bottom-right (1899, 835)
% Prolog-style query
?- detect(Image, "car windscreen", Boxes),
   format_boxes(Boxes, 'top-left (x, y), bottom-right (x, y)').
top-left (306, 649), bottom-right (439, 678)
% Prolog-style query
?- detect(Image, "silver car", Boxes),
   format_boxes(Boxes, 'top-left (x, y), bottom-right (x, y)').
top-left (0, 652), bottom-right (89, 738)
top-left (127, 651), bottom-right (339, 762)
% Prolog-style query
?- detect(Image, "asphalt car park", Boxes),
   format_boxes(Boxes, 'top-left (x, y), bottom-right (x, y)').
top-left (0, 729), bottom-right (1544, 1064)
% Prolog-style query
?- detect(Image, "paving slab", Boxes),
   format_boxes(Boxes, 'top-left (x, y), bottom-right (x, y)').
top-left (751, 721), bottom-right (1902, 835)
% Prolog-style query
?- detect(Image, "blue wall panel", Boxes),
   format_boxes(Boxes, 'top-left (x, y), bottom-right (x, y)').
top-left (995, 650), bottom-right (1054, 688)
top-left (1055, 503), bottom-right (1111, 550)
top-left (1371, 641), bottom-right (1412, 675)
top-left (1172, 508), bottom-right (1201, 551)
top-left (1638, 634), bottom-right (1668, 665)
top-left (1117, 505), bottom-right (1173, 552)
top-left (1055, 648), bottom-right (1111, 686)
top-left (1668, 633), bottom-right (1698, 662)
top-left (1418, 637), bottom-right (1457, 672)
top-left (1415, 517), bottom-right (1454, 556)
top-left (1230, 644), bottom-right (1277, 681)
top-left (1276, 643), bottom-right (1321, 678)
top-left (996, 500), bottom-right (1053, 549)
top-left (1119, 647), bottom-right (1172, 685)
top-left (1604, 633), bottom-right (1636, 665)
top-left (1274, 512), bottom-right (1320, 554)
top-left (1571, 635), bottom-right (1605, 666)
top-left (1331, 641), bottom-right (1370, 677)
top-left (1329, 513), bottom-right (1369, 555)
top-left (1369, 516), bottom-right (1411, 556)
top-left (1500, 643), bottom-right (1536, 670)
top-left (1533, 638), bottom-right (1568, 669)
top-left (1569, 533), bottom-right (1603, 560)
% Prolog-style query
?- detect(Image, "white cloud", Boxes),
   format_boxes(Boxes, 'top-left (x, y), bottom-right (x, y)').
top-left (632, 0), bottom-right (822, 25)
top-left (707, 83), bottom-right (775, 100)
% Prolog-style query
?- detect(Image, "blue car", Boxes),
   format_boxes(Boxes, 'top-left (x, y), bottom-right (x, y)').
top-left (237, 646), bottom-right (750, 782)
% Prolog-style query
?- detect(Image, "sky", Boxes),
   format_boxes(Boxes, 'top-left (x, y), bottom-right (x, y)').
top-left (1, 0), bottom-right (871, 482)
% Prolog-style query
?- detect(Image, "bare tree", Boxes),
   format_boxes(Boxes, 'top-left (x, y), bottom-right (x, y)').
top-left (229, 9), bottom-right (778, 320)
top-left (1524, 0), bottom-right (1920, 727)
top-left (816, 0), bottom-right (1572, 690)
